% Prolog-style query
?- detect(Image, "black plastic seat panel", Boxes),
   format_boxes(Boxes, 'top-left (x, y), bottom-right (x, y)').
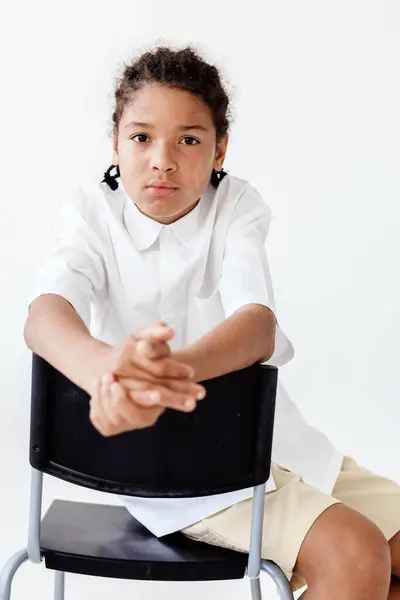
top-left (40, 500), bottom-right (247, 581)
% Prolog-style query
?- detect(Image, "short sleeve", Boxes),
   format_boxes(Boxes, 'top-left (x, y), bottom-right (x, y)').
top-left (218, 184), bottom-right (294, 367)
top-left (28, 189), bottom-right (105, 328)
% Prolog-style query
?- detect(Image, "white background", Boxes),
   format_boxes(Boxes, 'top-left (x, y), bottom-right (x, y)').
top-left (0, 1), bottom-right (399, 598)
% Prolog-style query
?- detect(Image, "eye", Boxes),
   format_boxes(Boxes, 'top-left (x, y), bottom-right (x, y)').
top-left (131, 134), bottom-right (149, 143)
top-left (180, 136), bottom-right (200, 145)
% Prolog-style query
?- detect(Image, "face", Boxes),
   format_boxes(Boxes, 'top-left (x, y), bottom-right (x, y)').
top-left (112, 83), bottom-right (228, 224)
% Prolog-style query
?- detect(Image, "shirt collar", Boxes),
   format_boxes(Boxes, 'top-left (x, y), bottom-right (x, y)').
top-left (122, 196), bottom-right (163, 251)
top-left (121, 180), bottom-right (206, 251)
top-left (166, 197), bottom-right (202, 247)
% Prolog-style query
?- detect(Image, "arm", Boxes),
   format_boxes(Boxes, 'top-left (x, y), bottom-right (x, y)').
top-left (173, 183), bottom-right (288, 382)
top-left (172, 303), bottom-right (276, 382)
top-left (25, 295), bottom-right (204, 427)
top-left (25, 190), bottom-right (113, 395)
top-left (24, 294), bottom-right (112, 395)
top-left (25, 190), bottom-right (198, 401)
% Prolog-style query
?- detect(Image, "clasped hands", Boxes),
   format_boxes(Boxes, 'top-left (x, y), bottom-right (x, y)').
top-left (88, 322), bottom-right (206, 436)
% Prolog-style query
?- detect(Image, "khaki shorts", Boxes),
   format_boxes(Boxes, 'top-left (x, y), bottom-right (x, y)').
top-left (181, 456), bottom-right (400, 592)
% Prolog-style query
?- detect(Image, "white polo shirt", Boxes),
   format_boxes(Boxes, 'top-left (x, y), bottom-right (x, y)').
top-left (29, 174), bottom-right (343, 537)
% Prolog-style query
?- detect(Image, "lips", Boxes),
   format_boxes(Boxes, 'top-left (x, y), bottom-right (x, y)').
top-left (146, 180), bottom-right (178, 189)
top-left (145, 185), bottom-right (178, 198)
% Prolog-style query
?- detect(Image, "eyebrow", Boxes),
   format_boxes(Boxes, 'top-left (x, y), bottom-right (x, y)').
top-left (124, 121), bottom-right (209, 133)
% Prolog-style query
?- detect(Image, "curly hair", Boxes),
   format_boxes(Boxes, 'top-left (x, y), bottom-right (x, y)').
top-left (109, 45), bottom-right (231, 188)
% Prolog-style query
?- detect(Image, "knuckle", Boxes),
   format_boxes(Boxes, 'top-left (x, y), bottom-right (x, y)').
top-left (166, 380), bottom-right (181, 392)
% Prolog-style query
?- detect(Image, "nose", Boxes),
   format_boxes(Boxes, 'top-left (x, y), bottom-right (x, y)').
top-left (151, 141), bottom-right (177, 174)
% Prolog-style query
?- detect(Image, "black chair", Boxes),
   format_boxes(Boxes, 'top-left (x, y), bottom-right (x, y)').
top-left (0, 355), bottom-right (294, 599)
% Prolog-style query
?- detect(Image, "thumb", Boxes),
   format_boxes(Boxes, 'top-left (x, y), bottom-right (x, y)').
top-left (135, 339), bottom-right (171, 359)
top-left (133, 322), bottom-right (174, 343)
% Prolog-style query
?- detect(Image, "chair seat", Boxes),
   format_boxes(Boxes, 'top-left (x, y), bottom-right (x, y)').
top-left (40, 500), bottom-right (248, 581)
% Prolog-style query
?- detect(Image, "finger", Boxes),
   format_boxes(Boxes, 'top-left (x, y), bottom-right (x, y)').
top-left (129, 386), bottom-right (198, 413)
top-left (130, 354), bottom-right (195, 380)
top-left (89, 406), bottom-right (107, 436)
top-left (112, 384), bottom-right (165, 428)
top-left (134, 404), bottom-right (165, 429)
top-left (109, 380), bottom-right (142, 428)
top-left (133, 323), bottom-right (175, 343)
top-left (135, 339), bottom-right (170, 359)
top-left (117, 337), bottom-right (193, 380)
top-left (89, 377), bottom-right (111, 436)
top-left (98, 372), bottom-right (121, 428)
top-left (118, 375), bottom-right (206, 400)
top-left (158, 378), bottom-right (206, 399)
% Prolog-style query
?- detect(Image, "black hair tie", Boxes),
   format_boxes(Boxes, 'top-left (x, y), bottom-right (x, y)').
top-left (101, 165), bottom-right (120, 190)
top-left (211, 167), bottom-right (228, 188)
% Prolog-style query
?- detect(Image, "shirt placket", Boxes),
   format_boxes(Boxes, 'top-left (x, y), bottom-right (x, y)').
top-left (159, 228), bottom-right (183, 349)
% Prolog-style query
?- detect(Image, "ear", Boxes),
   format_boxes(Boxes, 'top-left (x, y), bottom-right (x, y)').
top-left (213, 134), bottom-right (229, 171)
top-left (112, 132), bottom-right (119, 165)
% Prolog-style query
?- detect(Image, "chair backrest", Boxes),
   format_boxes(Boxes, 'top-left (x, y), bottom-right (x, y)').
top-left (29, 354), bottom-right (278, 498)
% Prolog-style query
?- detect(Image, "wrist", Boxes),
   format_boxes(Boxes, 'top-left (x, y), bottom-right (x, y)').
top-left (80, 337), bottom-right (113, 395)
top-left (172, 348), bottom-right (203, 382)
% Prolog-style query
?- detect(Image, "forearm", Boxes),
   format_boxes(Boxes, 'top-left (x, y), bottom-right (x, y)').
top-left (173, 304), bottom-right (276, 382)
top-left (24, 294), bottom-right (111, 394)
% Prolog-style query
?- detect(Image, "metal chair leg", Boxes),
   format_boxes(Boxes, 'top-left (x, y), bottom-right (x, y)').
top-left (0, 548), bottom-right (29, 600)
top-left (250, 576), bottom-right (262, 600)
top-left (261, 560), bottom-right (295, 599)
top-left (54, 571), bottom-right (65, 600)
